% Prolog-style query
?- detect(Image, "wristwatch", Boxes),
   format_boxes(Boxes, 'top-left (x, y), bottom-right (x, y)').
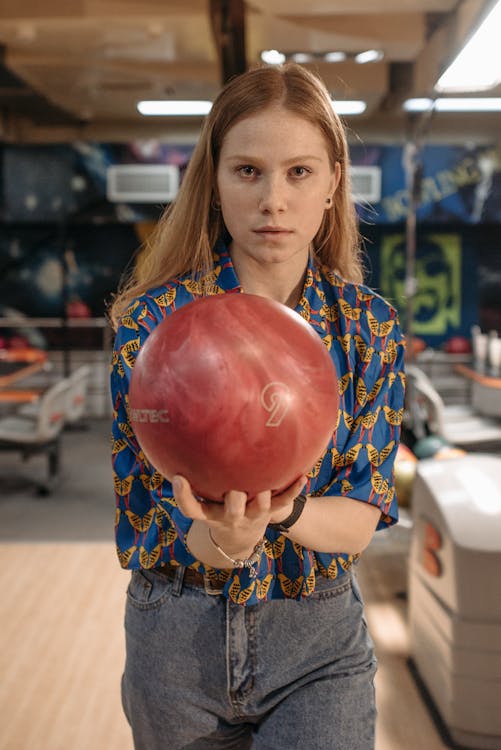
top-left (268, 493), bottom-right (308, 533)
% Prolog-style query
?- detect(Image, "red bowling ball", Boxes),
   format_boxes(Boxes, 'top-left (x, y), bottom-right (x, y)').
top-left (443, 336), bottom-right (472, 354)
top-left (129, 293), bottom-right (340, 501)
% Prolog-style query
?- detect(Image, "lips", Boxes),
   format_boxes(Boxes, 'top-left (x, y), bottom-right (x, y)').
top-left (254, 226), bottom-right (292, 234)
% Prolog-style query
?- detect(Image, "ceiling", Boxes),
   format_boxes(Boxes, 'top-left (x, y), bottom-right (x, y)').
top-left (0, 0), bottom-right (499, 144)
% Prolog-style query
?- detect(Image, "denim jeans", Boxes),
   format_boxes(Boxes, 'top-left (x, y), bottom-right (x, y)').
top-left (122, 566), bottom-right (377, 750)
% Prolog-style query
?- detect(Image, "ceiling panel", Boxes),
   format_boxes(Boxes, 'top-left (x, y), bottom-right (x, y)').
top-left (0, 0), bottom-right (497, 142)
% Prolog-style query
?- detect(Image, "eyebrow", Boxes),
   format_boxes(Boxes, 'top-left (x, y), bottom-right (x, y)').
top-left (223, 154), bottom-right (324, 164)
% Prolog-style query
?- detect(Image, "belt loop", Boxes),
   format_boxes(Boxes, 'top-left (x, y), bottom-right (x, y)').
top-left (203, 572), bottom-right (226, 596)
top-left (171, 565), bottom-right (185, 597)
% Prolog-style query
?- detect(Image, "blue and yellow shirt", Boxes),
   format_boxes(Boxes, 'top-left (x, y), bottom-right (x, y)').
top-left (111, 245), bottom-right (406, 605)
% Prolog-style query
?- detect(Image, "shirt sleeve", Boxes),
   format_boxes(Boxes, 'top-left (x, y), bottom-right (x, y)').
top-left (326, 296), bottom-right (406, 530)
top-left (111, 299), bottom-right (200, 570)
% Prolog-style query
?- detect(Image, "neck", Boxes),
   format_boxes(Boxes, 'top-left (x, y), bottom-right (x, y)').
top-left (230, 248), bottom-right (308, 309)
top-left (244, 278), bottom-right (304, 308)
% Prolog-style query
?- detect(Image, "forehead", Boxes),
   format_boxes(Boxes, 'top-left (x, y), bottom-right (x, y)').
top-left (220, 106), bottom-right (329, 157)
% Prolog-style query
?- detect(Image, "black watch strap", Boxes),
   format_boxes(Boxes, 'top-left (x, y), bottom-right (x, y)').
top-left (268, 493), bottom-right (307, 533)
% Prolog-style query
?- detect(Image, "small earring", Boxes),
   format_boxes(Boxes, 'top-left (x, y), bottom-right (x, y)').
top-left (325, 197), bottom-right (332, 207)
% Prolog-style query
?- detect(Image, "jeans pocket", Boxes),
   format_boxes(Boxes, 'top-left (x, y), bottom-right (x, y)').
top-left (309, 572), bottom-right (353, 600)
top-left (126, 569), bottom-right (173, 611)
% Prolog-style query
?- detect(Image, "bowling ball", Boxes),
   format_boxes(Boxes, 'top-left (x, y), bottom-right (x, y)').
top-left (66, 298), bottom-right (92, 318)
top-left (413, 434), bottom-right (450, 460)
top-left (129, 293), bottom-right (340, 501)
top-left (443, 336), bottom-right (472, 354)
top-left (397, 443), bottom-right (417, 463)
top-left (407, 336), bottom-right (427, 355)
top-left (434, 445), bottom-right (467, 460)
top-left (394, 443), bottom-right (418, 507)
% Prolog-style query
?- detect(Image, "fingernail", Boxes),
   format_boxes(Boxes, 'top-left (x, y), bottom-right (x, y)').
top-left (172, 476), bottom-right (181, 491)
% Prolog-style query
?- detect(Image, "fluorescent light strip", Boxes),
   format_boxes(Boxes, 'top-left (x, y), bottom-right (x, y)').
top-left (260, 49), bottom-right (381, 65)
top-left (291, 52), bottom-right (314, 64)
top-left (137, 100), bottom-right (213, 116)
top-left (355, 49), bottom-right (383, 64)
top-left (404, 97), bottom-right (501, 112)
top-left (436, 0), bottom-right (501, 92)
top-left (261, 49), bottom-right (287, 65)
top-left (138, 97), bottom-right (365, 117)
top-left (332, 100), bottom-right (367, 115)
top-left (324, 51), bottom-right (347, 63)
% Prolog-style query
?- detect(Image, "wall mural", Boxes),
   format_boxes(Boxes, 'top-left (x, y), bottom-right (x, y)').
top-left (0, 224), bottom-right (140, 317)
top-left (379, 233), bottom-right (462, 336)
top-left (352, 144), bottom-right (501, 225)
top-left (0, 141), bottom-right (500, 345)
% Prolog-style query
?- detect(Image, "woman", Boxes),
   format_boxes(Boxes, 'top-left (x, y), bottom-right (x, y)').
top-left (110, 63), bottom-right (405, 750)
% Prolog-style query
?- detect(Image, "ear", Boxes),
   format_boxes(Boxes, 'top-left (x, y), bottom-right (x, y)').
top-left (327, 161), bottom-right (342, 202)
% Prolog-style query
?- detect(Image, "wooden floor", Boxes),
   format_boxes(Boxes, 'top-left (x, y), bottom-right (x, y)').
top-left (0, 537), bottom-right (450, 750)
top-left (0, 421), bottom-right (451, 749)
top-left (0, 543), bottom-right (133, 750)
top-left (359, 538), bottom-right (450, 750)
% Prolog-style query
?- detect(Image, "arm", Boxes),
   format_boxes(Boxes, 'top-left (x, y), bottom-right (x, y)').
top-left (271, 494), bottom-right (381, 554)
top-left (178, 475), bottom-right (306, 568)
top-left (178, 300), bottom-right (405, 569)
top-left (112, 299), bottom-right (201, 570)
top-left (176, 479), bottom-right (379, 569)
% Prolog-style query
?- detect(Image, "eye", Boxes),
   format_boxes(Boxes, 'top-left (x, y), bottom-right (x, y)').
top-left (238, 165), bottom-right (257, 177)
top-left (290, 166), bottom-right (311, 178)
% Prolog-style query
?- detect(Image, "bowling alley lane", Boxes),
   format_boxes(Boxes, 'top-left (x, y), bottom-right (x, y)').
top-left (0, 417), bottom-right (459, 750)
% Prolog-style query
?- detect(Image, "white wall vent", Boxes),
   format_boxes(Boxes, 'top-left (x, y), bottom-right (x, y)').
top-left (106, 163), bottom-right (381, 205)
top-left (350, 166), bottom-right (382, 204)
top-left (106, 164), bottom-right (180, 203)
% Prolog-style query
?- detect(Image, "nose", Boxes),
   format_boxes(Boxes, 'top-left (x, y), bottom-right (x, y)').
top-left (258, 175), bottom-right (287, 214)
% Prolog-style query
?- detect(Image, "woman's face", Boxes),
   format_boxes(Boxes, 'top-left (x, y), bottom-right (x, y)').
top-left (216, 105), bottom-right (339, 271)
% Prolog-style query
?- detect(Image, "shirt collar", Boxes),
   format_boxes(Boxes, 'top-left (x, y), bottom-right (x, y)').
top-left (213, 242), bottom-right (241, 293)
top-left (212, 242), bottom-right (326, 334)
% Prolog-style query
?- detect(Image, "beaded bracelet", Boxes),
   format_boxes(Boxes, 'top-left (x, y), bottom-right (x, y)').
top-left (208, 528), bottom-right (265, 579)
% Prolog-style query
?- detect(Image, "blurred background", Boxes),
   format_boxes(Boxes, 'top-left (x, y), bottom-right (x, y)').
top-left (0, 2), bottom-right (500, 749)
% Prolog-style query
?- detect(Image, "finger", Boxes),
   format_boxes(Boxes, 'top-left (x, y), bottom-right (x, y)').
top-left (222, 489), bottom-right (248, 521)
top-left (172, 475), bottom-right (220, 521)
top-left (269, 475), bottom-right (308, 515)
top-left (271, 475), bottom-right (307, 498)
top-left (279, 475), bottom-right (307, 500)
top-left (245, 489), bottom-right (272, 519)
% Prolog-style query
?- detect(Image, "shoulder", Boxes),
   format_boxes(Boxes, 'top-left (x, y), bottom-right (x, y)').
top-left (324, 268), bottom-right (397, 318)
top-left (118, 278), bottom-right (195, 332)
top-left (319, 267), bottom-right (402, 339)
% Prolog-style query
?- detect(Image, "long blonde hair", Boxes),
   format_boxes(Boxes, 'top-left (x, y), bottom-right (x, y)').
top-left (110, 63), bottom-right (363, 328)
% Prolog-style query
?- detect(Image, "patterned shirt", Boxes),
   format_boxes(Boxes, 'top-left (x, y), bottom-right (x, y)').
top-left (111, 244), bottom-right (406, 605)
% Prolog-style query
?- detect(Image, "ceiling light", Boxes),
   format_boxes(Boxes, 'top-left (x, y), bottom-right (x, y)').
top-left (260, 50), bottom-right (286, 65)
top-left (323, 51), bottom-right (347, 63)
top-left (291, 52), bottom-right (313, 64)
top-left (403, 97), bottom-right (501, 112)
top-left (436, 0), bottom-right (501, 92)
top-left (355, 49), bottom-right (384, 64)
top-left (403, 98), bottom-right (434, 112)
top-left (137, 100), bottom-right (212, 116)
top-left (332, 100), bottom-right (367, 115)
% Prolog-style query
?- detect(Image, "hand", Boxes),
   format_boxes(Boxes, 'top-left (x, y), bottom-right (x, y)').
top-left (172, 474), bottom-right (306, 559)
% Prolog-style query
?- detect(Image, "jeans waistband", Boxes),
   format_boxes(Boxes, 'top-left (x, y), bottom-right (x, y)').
top-left (156, 562), bottom-right (228, 594)
top-left (155, 561), bottom-right (353, 598)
